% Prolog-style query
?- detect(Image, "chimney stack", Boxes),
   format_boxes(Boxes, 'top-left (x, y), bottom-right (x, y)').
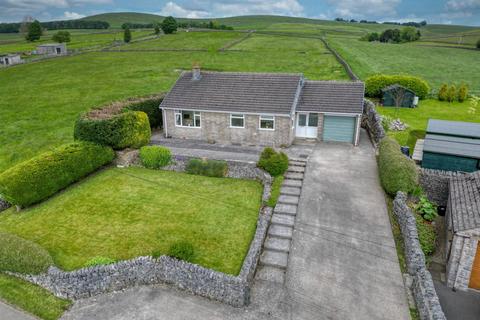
top-left (192, 63), bottom-right (201, 81)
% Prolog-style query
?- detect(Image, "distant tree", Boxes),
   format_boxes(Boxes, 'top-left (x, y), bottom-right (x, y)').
top-left (19, 15), bottom-right (34, 33)
top-left (25, 20), bottom-right (42, 41)
top-left (446, 85), bottom-right (457, 103)
top-left (477, 39), bottom-right (480, 49)
top-left (420, 20), bottom-right (427, 27)
top-left (458, 84), bottom-right (469, 102)
top-left (350, 19), bottom-right (357, 23)
top-left (124, 27), bottom-right (131, 43)
top-left (52, 31), bottom-right (71, 43)
top-left (368, 32), bottom-right (379, 42)
top-left (380, 29), bottom-right (401, 43)
top-left (154, 23), bottom-right (160, 35)
top-left (438, 84), bottom-right (448, 101)
top-left (161, 16), bottom-right (177, 34)
top-left (401, 27), bottom-right (421, 42)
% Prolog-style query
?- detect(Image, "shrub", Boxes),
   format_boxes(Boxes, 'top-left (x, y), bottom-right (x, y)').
top-left (378, 137), bottom-right (419, 196)
top-left (257, 147), bottom-right (289, 177)
top-left (458, 84), bottom-right (469, 102)
top-left (123, 27), bottom-right (131, 43)
top-left (438, 84), bottom-right (448, 101)
top-left (123, 97), bottom-right (163, 128)
top-left (381, 115), bottom-right (393, 132)
top-left (415, 214), bottom-right (436, 256)
top-left (0, 142), bottom-right (114, 207)
top-left (185, 158), bottom-right (228, 177)
top-left (140, 146), bottom-right (171, 169)
top-left (52, 30), bottom-right (70, 43)
top-left (266, 176), bottom-right (284, 207)
top-left (0, 232), bottom-right (53, 274)
top-left (83, 257), bottom-right (116, 268)
top-left (168, 241), bottom-right (195, 262)
top-left (74, 111), bottom-right (151, 149)
top-left (416, 196), bottom-right (438, 222)
top-left (365, 74), bottom-right (430, 99)
top-left (447, 84), bottom-right (457, 102)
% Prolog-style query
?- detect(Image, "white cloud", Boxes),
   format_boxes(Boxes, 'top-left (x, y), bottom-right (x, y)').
top-left (445, 0), bottom-right (480, 11)
top-left (62, 11), bottom-right (85, 19)
top-left (327, 0), bottom-right (401, 18)
top-left (159, 1), bottom-right (210, 18)
top-left (213, 0), bottom-right (304, 17)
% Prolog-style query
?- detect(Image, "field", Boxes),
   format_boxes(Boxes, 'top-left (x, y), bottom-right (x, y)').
top-left (378, 99), bottom-right (480, 150)
top-left (0, 30), bottom-right (346, 172)
top-left (0, 167), bottom-right (263, 275)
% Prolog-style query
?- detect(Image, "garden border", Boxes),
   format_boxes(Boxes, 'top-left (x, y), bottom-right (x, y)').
top-left (14, 155), bottom-right (272, 307)
top-left (393, 192), bottom-right (446, 320)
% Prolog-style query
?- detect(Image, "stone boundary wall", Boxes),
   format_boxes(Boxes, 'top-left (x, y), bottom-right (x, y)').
top-left (393, 192), bottom-right (446, 320)
top-left (419, 168), bottom-right (465, 207)
top-left (18, 153), bottom-right (273, 307)
top-left (362, 99), bottom-right (386, 146)
top-left (319, 38), bottom-right (359, 81)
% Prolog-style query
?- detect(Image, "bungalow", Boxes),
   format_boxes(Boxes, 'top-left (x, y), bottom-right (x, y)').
top-left (35, 43), bottom-right (67, 56)
top-left (160, 67), bottom-right (365, 147)
top-left (0, 54), bottom-right (22, 66)
top-left (446, 172), bottom-right (480, 291)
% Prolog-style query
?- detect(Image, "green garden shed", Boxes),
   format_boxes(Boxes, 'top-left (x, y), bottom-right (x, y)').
top-left (381, 84), bottom-right (418, 108)
top-left (421, 120), bottom-right (480, 172)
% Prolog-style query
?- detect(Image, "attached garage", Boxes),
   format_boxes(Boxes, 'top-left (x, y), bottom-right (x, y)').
top-left (296, 80), bottom-right (364, 146)
top-left (323, 115), bottom-right (357, 143)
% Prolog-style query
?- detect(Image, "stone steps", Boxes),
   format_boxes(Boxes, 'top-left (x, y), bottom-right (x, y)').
top-left (289, 160), bottom-right (306, 167)
top-left (285, 172), bottom-right (304, 180)
top-left (271, 213), bottom-right (295, 227)
top-left (268, 225), bottom-right (293, 240)
top-left (255, 265), bottom-right (285, 283)
top-left (288, 165), bottom-right (305, 173)
top-left (280, 186), bottom-right (301, 196)
top-left (277, 195), bottom-right (299, 205)
top-left (264, 236), bottom-right (291, 253)
top-left (274, 203), bottom-right (297, 216)
top-left (259, 250), bottom-right (288, 269)
top-left (283, 179), bottom-right (302, 188)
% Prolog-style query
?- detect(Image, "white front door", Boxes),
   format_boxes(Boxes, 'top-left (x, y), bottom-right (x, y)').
top-left (296, 113), bottom-right (318, 138)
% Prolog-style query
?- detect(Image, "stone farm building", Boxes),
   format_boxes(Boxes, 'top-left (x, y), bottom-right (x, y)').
top-left (36, 43), bottom-right (67, 56)
top-left (446, 172), bottom-right (480, 291)
top-left (160, 68), bottom-right (365, 146)
top-left (0, 54), bottom-right (22, 66)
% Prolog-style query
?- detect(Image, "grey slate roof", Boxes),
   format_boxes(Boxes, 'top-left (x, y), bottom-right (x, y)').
top-left (423, 134), bottom-right (480, 159)
top-left (449, 172), bottom-right (480, 232)
top-left (427, 119), bottom-right (480, 139)
top-left (297, 80), bottom-right (364, 114)
top-left (160, 71), bottom-right (302, 115)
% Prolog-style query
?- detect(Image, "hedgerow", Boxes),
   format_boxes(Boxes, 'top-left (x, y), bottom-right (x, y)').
top-left (74, 111), bottom-right (151, 149)
top-left (123, 97), bottom-right (163, 128)
top-left (185, 158), bottom-right (228, 177)
top-left (0, 142), bottom-right (114, 207)
top-left (378, 137), bottom-right (419, 196)
top-left (140, 146), bottom-right (171, 169)
top-left (365, 74), bottom-right (430, 99)
top-left (0, 232), bottom-right (53, 274)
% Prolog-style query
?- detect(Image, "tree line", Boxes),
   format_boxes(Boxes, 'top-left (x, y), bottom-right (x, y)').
top-left (334, 17), bottom-right (427, 28)
top-left (0, 20), bottom-right (109, 33)
top-left (361, 27), bottom-right (421, 43)
top-left (121, 20), bottom-right (233, 31)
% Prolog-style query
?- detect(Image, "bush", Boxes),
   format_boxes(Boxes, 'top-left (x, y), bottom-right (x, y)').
top-left (123, 27), bottom-right (131, 43)
top-left (458, 84), bottom-right (469, 102)
top-left (257, 147), bottom-right (289, 177)
top-left (447, 84), bottom-right (457, 102)
top-left (140, 146), bottom-right (171, 169)
top-left (378, 138), bottom-right (419, 196)
top-left (0, 232), bottom-right (53, 274)
top-left (365, 74), bottom-right (430, 99)
top-left (185, 158), bottom-right (228, 177)
top-left (123, 97), bottom-right (163, 128)
top-left (416, 196), bottom-right (438, 222)
top-left (415, 214), bottom-right (436, 256)
top-left (74, 111), bottom-right (151, 149)
top-left (168, 241), bottom-right (195, 262)
top-left (83, 257), bottom-right (116, 268)
top-left (0, 142), bottom-right (114, 207)
top-left (438, 84), bottom-right (448, 101)
top-left (52, 30), bottom-right (70, 43)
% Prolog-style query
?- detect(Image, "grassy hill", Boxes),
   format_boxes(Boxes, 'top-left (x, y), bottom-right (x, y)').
top-left (82, 12), bottom-right (164, 28)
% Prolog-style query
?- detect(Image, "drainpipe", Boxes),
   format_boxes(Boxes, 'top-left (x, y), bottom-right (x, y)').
top-left (162, 108), bottom-right (168, 138)
top-left (354, 115), bottom-right (361, 146)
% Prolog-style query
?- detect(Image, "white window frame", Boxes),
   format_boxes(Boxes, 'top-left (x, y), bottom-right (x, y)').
top-left (259, 115), bottom-right (275, 131)
top-left (230, 113), bottom-right (245, 128)
top-left (174, 110), bottom-right (201, 128)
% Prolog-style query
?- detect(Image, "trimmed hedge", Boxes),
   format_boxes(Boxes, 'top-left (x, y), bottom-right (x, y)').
top-left (74, 111), bottom-right (151, 149)
top-left (185, 158), bottom-right (228, 177)
top-left (123, 97), bottom-right (163, 128)
top-left (257, 147), bottom-right (289, 177)
top-left (140, 146), bottom-right (171, 169)
top-left (0, 232), bottom-right (53, 274)
top-left (378, 137), bottom-right (419, 196)
top-left (0, 142), bottom-right (114, 207)
top-left (365, 74), bottom-right (430, 99)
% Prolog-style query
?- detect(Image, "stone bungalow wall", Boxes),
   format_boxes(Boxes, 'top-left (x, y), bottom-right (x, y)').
top-left (446, 231), bottom-right (479, 291)
top-left (164, 109), bottom-right (294, 147)
top-left (393, 192), bottom-right (446, 320)
top-left (361, 99), bottom-right (385, 145)
top-left (17, 158), bottom-right (273, 307)
top-left (419, 168), bottom-right (465, 207)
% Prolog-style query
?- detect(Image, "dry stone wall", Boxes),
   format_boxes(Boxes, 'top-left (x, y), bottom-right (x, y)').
top-left (362, 99), bottom-right (385, 145)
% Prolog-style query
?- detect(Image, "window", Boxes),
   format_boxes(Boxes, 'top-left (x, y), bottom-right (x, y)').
top-left (230, 114), bottom-right (245, 128)
top-left (260, 115), bottom-right (275, 130)
top-left (174, 110), bottom-right (201, 127)
top-left (308, 113), bottom-right (319, 127)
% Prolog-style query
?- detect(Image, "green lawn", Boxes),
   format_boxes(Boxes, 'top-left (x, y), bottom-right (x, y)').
top-left (0, 273), bottom-right (71, 320)
top-left (0, 33), bottom-right (346, 172)
top-left (377, 99), bottom-right (480, 150)
top-left (328, 36), bottom-right (480, 94)
top-left (0, 167), bottom-right (263, 275)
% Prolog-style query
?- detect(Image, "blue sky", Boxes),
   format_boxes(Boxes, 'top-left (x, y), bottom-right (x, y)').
top-left (0, 0), bottom-right (479, 26)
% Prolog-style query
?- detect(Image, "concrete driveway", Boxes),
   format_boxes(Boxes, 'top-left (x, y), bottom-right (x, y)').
top-left (62, 131), bottom-right (410, 320)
